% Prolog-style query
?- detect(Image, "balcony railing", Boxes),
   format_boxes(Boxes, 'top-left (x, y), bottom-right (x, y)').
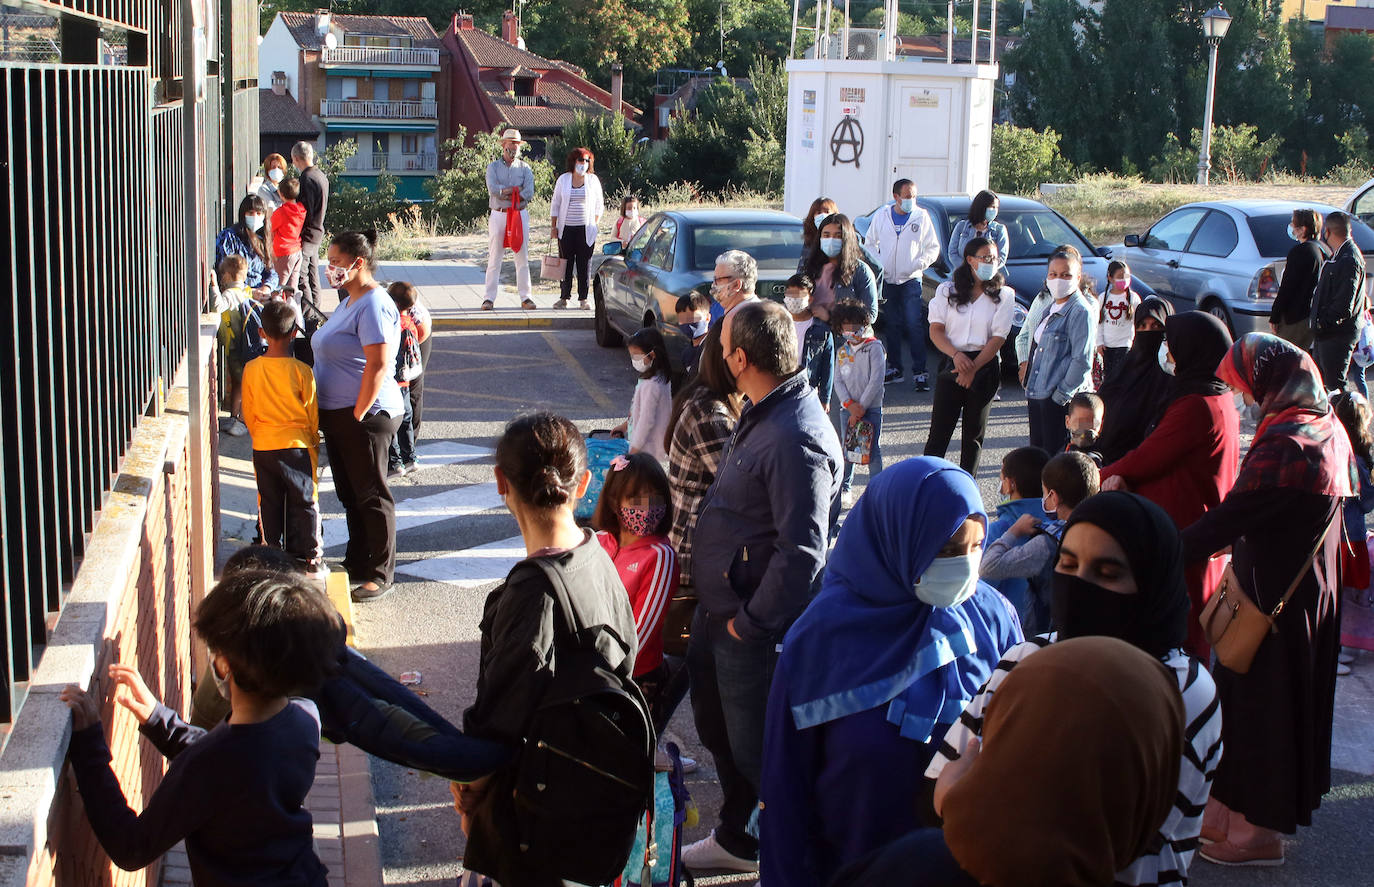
top-left (344, 152), bottom-right (438, 172)
top-left (321, 99), bottom-right (438, 119)
top-left (320, 46), bottom-right (441, 68)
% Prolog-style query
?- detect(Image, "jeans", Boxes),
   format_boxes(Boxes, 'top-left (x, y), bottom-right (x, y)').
top-left (388, 386), bottom-right (416, 470)
top-left (1028, 397), bottom-right (1069, 453)
top-left (1314, 333), bottom-right (1359, 391)
top-left (924, 356), bottom-right (1000, 475)
top-left (319, 407), bottom-right (403, 585)
top-left (686, 608), bottom-right (779, 860)
top-left (841, 405), bottom-right (884, 491)
top-left (1352, 359), bottom-right (1370, 397)
top-left (882, 279), bottom-right (928, 378)
top-left (558, 224), bottom-right (594, 301)
top-left (252, 446), bottom-right (323, 567)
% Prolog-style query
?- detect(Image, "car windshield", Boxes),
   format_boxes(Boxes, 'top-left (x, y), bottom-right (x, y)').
top-left (997, 210), bottom-right (1095, 259)
top-left (689, 224), bottom-right (804, 271)
top-left (1247, 213), bottom-right (1374, 258)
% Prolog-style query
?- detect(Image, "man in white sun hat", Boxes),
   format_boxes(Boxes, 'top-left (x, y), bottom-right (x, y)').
top-left (484, 127), bottom-right (537, 310)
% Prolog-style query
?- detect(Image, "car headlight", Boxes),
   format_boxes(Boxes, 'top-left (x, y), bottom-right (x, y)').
top-left (1011, 304), bottom-right (1029, 328)
top-left (1250, 265), bottom-right (1280, 300)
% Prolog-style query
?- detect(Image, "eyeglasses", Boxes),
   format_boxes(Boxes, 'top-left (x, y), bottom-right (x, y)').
top-left (973, 253), bottom-right (997, 262)
top-left (713, 275), bottom-right (735, 285)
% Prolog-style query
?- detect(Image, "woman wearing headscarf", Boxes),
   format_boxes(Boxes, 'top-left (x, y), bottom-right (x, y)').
top-left (1181, 333), bottom-right (1356, 866)
top-left (1099, 310), bottom-right (1238, 659)
top-left (839, 636), bottom-right (1185, 887)
top-left (1093, 297), bottom-right (1174, 464)
top-left (926, 492), bottom-right (1223, 887)
top-left (758, 457), bottom-right (1023, 887)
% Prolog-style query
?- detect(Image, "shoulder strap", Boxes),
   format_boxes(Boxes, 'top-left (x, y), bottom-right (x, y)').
top-left (1270, 511), bottom-right (1338, 619)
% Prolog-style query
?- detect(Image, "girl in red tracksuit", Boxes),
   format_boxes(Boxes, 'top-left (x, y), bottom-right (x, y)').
top-left (593, 452), bottom-right (678, 723)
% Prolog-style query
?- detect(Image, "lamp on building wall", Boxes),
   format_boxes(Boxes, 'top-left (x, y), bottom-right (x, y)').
top-left (1196, 4), bottom-right (1232, 186)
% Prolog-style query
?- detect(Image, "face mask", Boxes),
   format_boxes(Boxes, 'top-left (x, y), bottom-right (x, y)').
top-left (1111, 276), bottom-right (1130, 293)
top-left (898, 197), bottom-right (914, 214)
top-left (245, 214), bottom-right (265, 232)
top-left (814, 213), bottom-right (830, 229)
top-left (1069, 427), bottom-right (1097, 447)
top-left (1041, 494), bottom-right (1057, 515)
top-left (785, 296), bottom-right (810, 314)
top-left (710, 281), bottom-right (733, 303)
top-left (819, 236), bottom-right (842, 258)
top-left (679, 319), bottom-right (708, 339)
top-left (844, 330), bottom-right (863, 345)
top-left (619, 504), bottom-right (666, 537)
top-left (575, 162), bottom-right (589, 174)
top-left (985, 207), bottom-right (998, 222)
top-left (631, 355), bottom-right (651, 373)
top-left (625, 208), bottom-right (639, 219)
top-left (209, 652), bottom-right (232, 699)
top-left (268, 168), bottom-right (285, 184)
top-left (1046, 278), bottom-right (1078, 300)
top-left (915, 552), bottom-right (981, 609)
top-left (1288, 224), bottom-right (1299, 241)
top-left (326, 263), bottom-right (351, 289)
top-left (1158, 342), bottom-right (1175, 376)
top-left (975, 262), bottom-right (997, 282)
top-left (1051, 571), bottom-right (1140, 645)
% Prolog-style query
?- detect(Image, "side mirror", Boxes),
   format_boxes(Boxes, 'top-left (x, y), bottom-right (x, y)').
top-left (1095, 246), bottom-right (1112, 258)
top-left (602, 242), bottom-right (622, 256)
top-left (1123, 234), bottom-right (1141, 248)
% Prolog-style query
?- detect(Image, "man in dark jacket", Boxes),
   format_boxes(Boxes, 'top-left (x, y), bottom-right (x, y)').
top-left (683, 299), bottom-right (844, 874)
top-left (1269, 207), bottom-right (1325, 349)
top-left (292, 140), bottom-right (329, 308)
top-left (1310, 211), bottom-right (1367, 390)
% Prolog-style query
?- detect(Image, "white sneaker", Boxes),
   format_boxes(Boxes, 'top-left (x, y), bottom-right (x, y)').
top-left (841, 489), bottom-right (855, 510)
top-left (682, 831), bottom-right (758, 874)
top-left (1339, 648), bottom-right (1355, 665)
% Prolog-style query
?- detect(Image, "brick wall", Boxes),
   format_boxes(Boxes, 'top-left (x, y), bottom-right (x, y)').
top-left (0, 332), bottom-right (218, 887)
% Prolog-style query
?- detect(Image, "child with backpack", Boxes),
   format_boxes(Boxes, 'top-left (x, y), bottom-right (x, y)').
top-left (457, 413), bottom-right (653, 887)
top-left (240, 299), bottom-right (323, 576)
top-left (387, 282), bottom-right (425, 477)
top-left (215, 255), bottom-right (268, 437)
top-left (60, 569), bottom-right (342, 887)
top-left (592, 452), bottom-right (679, 731)
top-left (833, 297), bottom-right (887, 509)
top-left (980, 451), bottom-right (1100, 634)
top-left (613, 327), bottom-right (673, 461)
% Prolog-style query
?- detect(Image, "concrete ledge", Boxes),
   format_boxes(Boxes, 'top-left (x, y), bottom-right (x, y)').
top-left (336, 743), bottom-right (383, 887)
top-left (430, 312), bottom-right (595, 331)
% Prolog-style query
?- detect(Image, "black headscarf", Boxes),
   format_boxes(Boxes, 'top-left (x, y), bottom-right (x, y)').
top-left (1094, 298), bottom-right (1175, 463)
top-left (1052, 492), bottom-right (1190, 659)
top-left (1164, 310), bottom-right (1233, 400)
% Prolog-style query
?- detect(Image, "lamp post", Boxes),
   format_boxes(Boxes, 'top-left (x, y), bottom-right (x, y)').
top-left (1196, 5), bottom-right (1232, 185)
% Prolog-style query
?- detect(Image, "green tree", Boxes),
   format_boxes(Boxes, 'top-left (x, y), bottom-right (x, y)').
top-left (547, 112), bottom-right (653, 199)
top-left (426, 127), bottom-right (554, 232)
top-left (989, 123), bottom-right (1074, 194)
top-left (1286, 25), bottom-right (1374, 174)
top-left (1004, 0), bottom-right (1104, 168)
top-left (316, 140), bottom-right (405, 234)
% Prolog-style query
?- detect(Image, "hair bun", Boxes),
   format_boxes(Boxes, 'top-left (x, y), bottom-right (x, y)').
top-left (531, 465), bottom-right (571, 507)
top-left (363, 228), bottom-right (379, 247)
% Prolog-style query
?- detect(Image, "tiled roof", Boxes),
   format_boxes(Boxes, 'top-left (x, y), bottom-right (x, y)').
top-left (279, 11), bottom-right (442, 50)
top-left (452, 25), bottom-right (562, 71)
top-left (259, 89), bottom-right (320, 136)
top-left (484, 80), bottom-right (626, 132)
top-left (505, 65), bottom-right (539, 78)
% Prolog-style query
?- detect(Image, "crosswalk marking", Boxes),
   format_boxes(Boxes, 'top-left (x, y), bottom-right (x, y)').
top-left (398, 535), bottom-right (527, 588)
top-left (319, 440), bottom-right (493, 494)
top-left (322, 481), bottom-right (503, 549)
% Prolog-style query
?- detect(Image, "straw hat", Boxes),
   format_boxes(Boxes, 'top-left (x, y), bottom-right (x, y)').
top-left (497, 127), bottom-right (526, 144)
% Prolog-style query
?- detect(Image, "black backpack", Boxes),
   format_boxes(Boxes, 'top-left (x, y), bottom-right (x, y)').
top-left (511, 559), bottom-right (656, 886)
top-left (238, 299), bottom-right (269, 363)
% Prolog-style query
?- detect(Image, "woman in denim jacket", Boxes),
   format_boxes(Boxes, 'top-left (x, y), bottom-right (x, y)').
top-left (1022, 245), bottom-right (1097, 452)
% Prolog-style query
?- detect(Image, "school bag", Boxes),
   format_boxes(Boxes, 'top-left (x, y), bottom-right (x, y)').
top-left (237, 299), bottom-right (269, 363)
top-left (395, 315), bottom-right (423, 382)
top-left (617, 742), bottom-right (694, 887)
top-left (576, 431), bottom-right (631, 521)
top-left (512, 557), bottom-right (656, 886)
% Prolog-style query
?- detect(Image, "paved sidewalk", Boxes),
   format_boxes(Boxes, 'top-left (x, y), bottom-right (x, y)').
top-left (378, 259), bottom-right (594, 328)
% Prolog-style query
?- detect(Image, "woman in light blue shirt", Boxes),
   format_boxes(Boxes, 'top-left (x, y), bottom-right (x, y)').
top-left (947, 190), bottom-right (1010, 273)
top-left (312, 229), bottom-right (403, 600)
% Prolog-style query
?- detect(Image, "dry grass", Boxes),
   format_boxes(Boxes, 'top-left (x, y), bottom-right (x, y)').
top-left (1041, 174), bottom-right (1355, 245)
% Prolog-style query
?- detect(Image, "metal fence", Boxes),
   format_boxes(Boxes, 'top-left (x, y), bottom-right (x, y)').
top-left (0, 0), bottom-right (258, 726)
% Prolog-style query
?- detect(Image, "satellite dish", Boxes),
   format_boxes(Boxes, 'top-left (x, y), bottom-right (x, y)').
top-left (324, 33), bottom-right (338, 49)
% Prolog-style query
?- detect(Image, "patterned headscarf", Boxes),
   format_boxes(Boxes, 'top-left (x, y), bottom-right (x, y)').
top-left (1216, 333), bottom-right (1356, 497)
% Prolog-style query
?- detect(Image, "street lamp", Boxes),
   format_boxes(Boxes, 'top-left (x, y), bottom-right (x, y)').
top-left (1196, 4), bottom-right (1232, 185)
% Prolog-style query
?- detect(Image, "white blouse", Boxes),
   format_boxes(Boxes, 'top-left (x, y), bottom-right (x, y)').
top-left (929, 282), bottom-right (1016, 352)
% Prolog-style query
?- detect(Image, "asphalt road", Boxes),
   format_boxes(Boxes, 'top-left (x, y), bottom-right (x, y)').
top-left (311, 325), bottom-right (1374, 886)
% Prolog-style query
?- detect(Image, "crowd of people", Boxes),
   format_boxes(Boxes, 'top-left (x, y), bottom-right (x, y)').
top-left (60, 133), bottom-right (1374, 887)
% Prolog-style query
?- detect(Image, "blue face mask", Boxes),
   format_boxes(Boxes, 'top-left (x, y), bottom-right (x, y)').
top-left (679, 319), bottom-right (708, 339)
top-left (898, 197), bottom-right (914, 214)
top-left (1287, 223), bottom-right (1299, 241)
top-left (975, 262), bottom-right (997, 281)
top-left (814, 213), bottom-right (829, 229)
top-left (820, 236), bottom-right (843, 258)
top-left (984, 207), bottom-right (998, 223)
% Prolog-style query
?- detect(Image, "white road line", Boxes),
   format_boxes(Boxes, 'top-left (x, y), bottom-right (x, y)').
top-left (319, 440), bottom-right (492, 494)
top-left (322, 481), bottom-right (503, 548)
top-left (398, 535), bottom-right (526, 588)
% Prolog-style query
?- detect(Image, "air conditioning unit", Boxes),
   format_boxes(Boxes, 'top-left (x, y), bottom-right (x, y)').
top-left (845, 28), bottom-right (885, 61)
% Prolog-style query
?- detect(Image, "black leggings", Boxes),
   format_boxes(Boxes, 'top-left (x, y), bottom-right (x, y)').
top-left (559, 224), bottom-right (594, 301)
top-left (319, 407), bottom-right (402, 584)
top-left (924, 353), bottom-right (1001, 475)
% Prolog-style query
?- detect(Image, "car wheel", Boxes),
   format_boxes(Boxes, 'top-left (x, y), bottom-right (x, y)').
top-left (593, 281), bottom-right (623, 348)
top-left (1202, 299), bottom-right (1234, 336)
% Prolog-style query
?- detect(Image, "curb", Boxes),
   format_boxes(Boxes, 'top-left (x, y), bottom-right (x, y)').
top-left (431, 313), bottom-right (595, 331)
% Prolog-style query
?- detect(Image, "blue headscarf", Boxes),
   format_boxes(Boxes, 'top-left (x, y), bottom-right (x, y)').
top-left (783, 457), bottom-right (1010, 741)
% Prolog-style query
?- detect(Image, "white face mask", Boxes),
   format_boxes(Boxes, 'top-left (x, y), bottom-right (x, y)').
top-left (575, 162), bottom-right (589, 174)
top-left (209, 651), bottom-right (232, 699)
top-left (631, 355), bottom-right (650, 372)
top-left (245, 213), bottom-right (265, 232)
top-left (1042, 493), bottom-right (1057, 515)
top-left (915, 552), bottom-right (981, 609)
top-left (326, 263), bottom-right (351, 289)
top-left (785, 296), bottom-right (810, 314)
top-left (814, 213), bottom-right (830, 229)
top-left (268, 168), bottom-right (285, 184)
top-left (1158, 343), bottom-right (1176, 376)
top-left (1046, 277), bottom-right (1078, 300)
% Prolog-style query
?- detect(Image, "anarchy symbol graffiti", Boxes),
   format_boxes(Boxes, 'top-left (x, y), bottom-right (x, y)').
top-left (830, 115), bottom-right (864, 168)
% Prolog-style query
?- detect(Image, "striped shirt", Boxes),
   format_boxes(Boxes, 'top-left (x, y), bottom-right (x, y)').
top-left (563, 184), bottom-right (588, 226)
top-left (925, 633), bottom-right (1222, 887)
top-left (596, 532), bottom-right (678, 676)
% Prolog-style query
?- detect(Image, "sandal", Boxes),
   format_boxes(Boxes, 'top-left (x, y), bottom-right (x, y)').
top-left (480, 299), bottom-right (494, 310)
top-left (522, 298), bottom-right (537, 310)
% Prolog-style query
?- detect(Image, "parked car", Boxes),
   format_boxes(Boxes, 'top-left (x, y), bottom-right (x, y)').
top-left (1345, 177), bottom-right (1374, 226)
top-left (855, 195), bottom-right (1133, 372)
top-left (1108, 200), bottom-right (1374, 336)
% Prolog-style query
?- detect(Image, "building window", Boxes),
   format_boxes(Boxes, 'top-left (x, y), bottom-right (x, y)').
top-left (514, 77), bottom-right (535, 98)
top-left (401, 135), bottom-right (419, 155)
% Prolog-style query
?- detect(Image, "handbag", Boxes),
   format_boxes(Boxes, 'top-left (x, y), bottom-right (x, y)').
top-left (1200, 518), bottom-right (1332, 673)
top-left (541, 254), bottom-right (568, 280)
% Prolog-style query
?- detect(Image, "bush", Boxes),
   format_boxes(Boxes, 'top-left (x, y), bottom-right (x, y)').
top-left (425, 127), bottom-right (555, 233)
top-left (739, 133), bottom-right (785, 196)
top-left (318, 140), bottom-right (405, 236)
top-left (1148, 125), bottom-right (1283, 183)
top-left (989, 123), bottom-right (1074, 195)
top-left (546, 112), bottom-right (653, 201)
